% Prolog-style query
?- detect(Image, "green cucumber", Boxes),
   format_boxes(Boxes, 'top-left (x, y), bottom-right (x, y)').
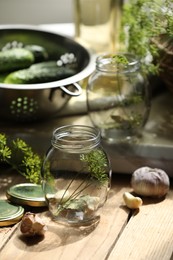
top-left (0, 48), bottom-right (35, 73)
top-left (4, 61), bottom-right (77, 84)
top-left (24, 45), bottom-right (48, 62)
top-left (29, 61), bottom-right (58, 70)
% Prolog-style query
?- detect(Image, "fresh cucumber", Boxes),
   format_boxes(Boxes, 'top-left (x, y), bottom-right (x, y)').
top-left (0, 48), bottom-right (35, 73)
top-left (24, 45), bottom-right (48, 62)
top-left (4, 61), bottom-right (77, 84)
top-left (1, 42), bottom-right (49, 63)
top-left (29, 61), bottom-right (58, 70)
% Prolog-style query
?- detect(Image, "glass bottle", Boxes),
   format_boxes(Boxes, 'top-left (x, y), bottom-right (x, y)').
top-left (87, 53), bottom-right (151, 143)
top-left (41, 125), bottom-right (111, 225)
top-left (73, 0), bottom-right (123, 53)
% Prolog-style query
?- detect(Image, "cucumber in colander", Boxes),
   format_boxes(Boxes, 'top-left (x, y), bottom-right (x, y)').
top-left (4, 61), bottom-right (77, 84)
top-left (0, 48), bottom-right (35, 73)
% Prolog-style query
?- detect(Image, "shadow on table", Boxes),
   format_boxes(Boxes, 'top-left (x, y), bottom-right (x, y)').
top-left (14, 211), bottom-right (100, 252)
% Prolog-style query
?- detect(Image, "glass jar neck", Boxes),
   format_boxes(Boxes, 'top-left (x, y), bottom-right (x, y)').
top-left (96, 53), bottom-right (140, 74)
top-left (51, 125), bottom-right (101, 152)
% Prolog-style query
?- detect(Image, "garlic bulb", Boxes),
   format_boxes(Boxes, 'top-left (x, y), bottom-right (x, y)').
top-left (20, 212), bottom-right (47, 236)
top-left (131, 166), bottom-right (170, 198)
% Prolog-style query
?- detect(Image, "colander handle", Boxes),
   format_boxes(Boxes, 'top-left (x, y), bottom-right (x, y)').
top-left (60, 83), bottom-right (82, 96)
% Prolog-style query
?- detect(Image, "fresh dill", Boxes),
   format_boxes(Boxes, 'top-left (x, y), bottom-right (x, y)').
top-left (80, 149), bottom-right (109, 184)
top-left (112, 54), bottom-right (129, 66)
top-left (0, 133), bottom-right (42, 184)
top-left (120, 0), bottom-right (173, 75)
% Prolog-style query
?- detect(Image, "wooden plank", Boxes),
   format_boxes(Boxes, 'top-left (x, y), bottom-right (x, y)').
top-left (0, 225), bottom-right (19, 251)
top-left (0, 167), bottom-right (26, 247)
top-left (108, 190), bottom-right (173, 260)
top-left (0, 175), bottom-right (131, 260)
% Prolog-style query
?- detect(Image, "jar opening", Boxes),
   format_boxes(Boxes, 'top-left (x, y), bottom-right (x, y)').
top-left (52, 125), bottom-right (101, 152)
top-left (96, 53), bottom-right (140, 74)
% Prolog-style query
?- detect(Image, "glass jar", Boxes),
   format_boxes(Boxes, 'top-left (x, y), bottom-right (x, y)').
top-left (41, 125), bottom-right (111, 226)
top-left (87, 53), bottom-right (151, 142)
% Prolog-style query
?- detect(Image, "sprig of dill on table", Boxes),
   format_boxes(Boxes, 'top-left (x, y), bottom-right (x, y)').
top-left (0, 133), bottom-right (42, 184)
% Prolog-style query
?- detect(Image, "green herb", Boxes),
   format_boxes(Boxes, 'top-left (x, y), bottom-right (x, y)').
top-left (112, 54), bottom-right (129, 66)
top-left (120, 0), bottom-right (173, 75)
top-left (0, 133), bottom-right (42, 184)
top-left (109, 112), bottom-right (143, 130)
top-left (80, 150), bottom-right (109, 184)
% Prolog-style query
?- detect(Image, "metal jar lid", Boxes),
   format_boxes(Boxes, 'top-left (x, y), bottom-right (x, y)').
top-left (0, 200), bottom-right (24, 226)
top-left (6, 183), bottom-right (47, 207)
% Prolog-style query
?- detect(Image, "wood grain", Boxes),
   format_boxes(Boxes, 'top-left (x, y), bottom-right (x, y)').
top-left (109, 191), bottom-right (173, 260)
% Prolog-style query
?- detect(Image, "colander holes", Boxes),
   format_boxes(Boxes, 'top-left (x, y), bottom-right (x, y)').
top-left (23, 101), bottom-right (28, 104)
top-left (9, 96), bottom-right (39, 120)
top-left (23, 106), bottom-right (28, 110)
top-left (17, 103), bottom-right (22, 108)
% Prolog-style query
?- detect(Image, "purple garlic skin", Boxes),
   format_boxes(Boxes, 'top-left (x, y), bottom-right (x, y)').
top-left (131, 166), bottom-right (170, 198)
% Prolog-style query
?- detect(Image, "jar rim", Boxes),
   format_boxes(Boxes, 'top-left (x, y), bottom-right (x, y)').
top-left (52, 125), bottom-right (101, 151)
top-left (96, 52), bottom-right (140, 73)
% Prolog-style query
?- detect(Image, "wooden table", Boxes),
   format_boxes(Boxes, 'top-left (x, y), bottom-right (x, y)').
top-left (0, 168), bottom-right (173, 260)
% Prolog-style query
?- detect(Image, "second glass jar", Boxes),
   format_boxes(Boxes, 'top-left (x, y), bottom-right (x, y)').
top-left (87, 53), bottom-right (151, 142)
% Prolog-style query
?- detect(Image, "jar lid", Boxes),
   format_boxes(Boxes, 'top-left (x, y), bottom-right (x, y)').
top-left (6, 183), bottom-right (47, 207)
top-left (0, 200), bottom-right (24, 226)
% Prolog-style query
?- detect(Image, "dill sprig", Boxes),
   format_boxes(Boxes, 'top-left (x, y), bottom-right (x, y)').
top-left (112, 54), bottom-right (129, 66)
top-left (0, 133), bottom-right (42, 184)
top-left (120, 0), bottom-right (173, 75)
top-left (80, 150), bottom-right (109, 184)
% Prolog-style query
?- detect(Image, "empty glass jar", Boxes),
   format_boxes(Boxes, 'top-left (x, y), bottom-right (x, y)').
top-left (87, 53), bottom-right (151, 142)
top-left (41, 125), bottom-right (111, 225)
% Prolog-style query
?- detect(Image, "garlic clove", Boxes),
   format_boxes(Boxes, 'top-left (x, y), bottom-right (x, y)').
top-left (131, 166), bottom-right (170, 198)
top-left (20, 212), bottom-right (47, 236)
top-left (123, 192), bottom-right (143, 209)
